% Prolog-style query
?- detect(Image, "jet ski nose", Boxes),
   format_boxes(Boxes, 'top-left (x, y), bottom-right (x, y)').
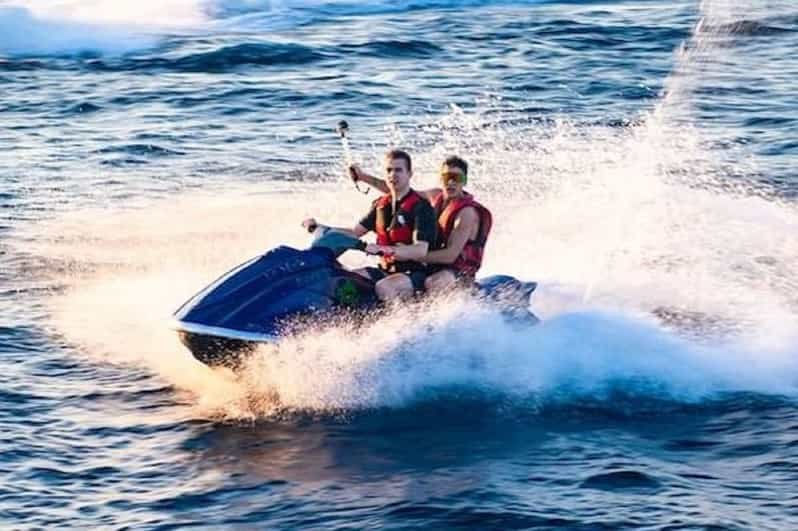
top-left (176, 329), bottom-right (254, 368)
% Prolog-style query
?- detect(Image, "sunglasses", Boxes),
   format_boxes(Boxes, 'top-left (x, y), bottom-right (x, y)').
top-left (440, 171), bottom-right (466, 184)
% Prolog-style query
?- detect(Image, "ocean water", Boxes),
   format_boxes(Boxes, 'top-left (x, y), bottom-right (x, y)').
top-left (1, 0), bottom-right (797, 528)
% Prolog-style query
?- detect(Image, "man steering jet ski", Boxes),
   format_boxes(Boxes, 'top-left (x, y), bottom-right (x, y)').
top-left (302, 149), bottom-right (437, 301)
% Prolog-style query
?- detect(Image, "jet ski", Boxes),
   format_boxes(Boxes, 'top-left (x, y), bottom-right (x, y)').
top-left (172, 227), bottom-right (539, 368)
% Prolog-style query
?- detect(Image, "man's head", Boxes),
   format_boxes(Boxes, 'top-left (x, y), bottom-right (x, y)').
top-left (440, 155), bottom-right (468, 199)
top-left (384, 149), bottom-right (413, 196)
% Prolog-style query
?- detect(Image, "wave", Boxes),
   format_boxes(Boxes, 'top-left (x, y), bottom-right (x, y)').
top-left (223, 301), bottom-right (798, 415)
top-left (0, 0), bottom-right (548, 57)
top-left (6, 0), bottom-right (793, 60)
top-left (210, 0), bottom-right (547, 21)
top-left (340, 40), bottom-right (443, 59)
top-left (111, 42), bottom-right (327, 73)
top-left (700, 18), bottom-right (798, 37)
top-left (69, 39), bottom-right (439, 73)
top-left (0, 6), bottom-right (158, 56)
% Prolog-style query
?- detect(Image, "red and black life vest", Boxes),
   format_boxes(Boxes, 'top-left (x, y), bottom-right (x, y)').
top-left (374, 189), bottom-right (425, 270)
top-left (431, 191), bottom-right (492, 277)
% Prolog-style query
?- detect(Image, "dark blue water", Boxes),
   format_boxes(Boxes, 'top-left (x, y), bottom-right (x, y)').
top-left (2, 0), bottom-right (797, 528)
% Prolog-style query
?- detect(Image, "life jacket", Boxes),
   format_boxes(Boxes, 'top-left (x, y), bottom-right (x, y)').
top-left (431, 191), bottom-right (492, 277)
top-left (374, 189), bottom-right (425, 271)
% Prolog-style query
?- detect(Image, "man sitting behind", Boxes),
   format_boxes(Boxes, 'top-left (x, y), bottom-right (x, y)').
top-left (302, 149), bottom-right (436, 301)
top-left (351, 155), bottom-right (492, 293)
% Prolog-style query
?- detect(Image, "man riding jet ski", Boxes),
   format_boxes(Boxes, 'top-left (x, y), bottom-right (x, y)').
top-left (302, 149), bottom-right (435, 301)
top-left (172, 151), bottom-right (538, 368)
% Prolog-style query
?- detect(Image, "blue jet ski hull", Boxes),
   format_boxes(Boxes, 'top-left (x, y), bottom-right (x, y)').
top-left (172, 233), bottom-right (537, 368)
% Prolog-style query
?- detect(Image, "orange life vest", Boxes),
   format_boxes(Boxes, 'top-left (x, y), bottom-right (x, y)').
top-left (374, 190), bottom-right (424, 271)
top-left (431, 191), bottom-right (492, 277)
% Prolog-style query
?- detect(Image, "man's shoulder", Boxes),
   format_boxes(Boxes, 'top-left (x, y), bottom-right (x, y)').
top-left (419, 188), bottom-right (443, 204)
top-left (408, 189), bottom-right (434, 210)
top-left (454, 204), bottom-right (480, 223)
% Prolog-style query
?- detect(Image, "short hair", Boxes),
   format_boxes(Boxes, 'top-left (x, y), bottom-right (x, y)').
top-left (385, 149), bottom-right (412, 172)
top-left (442, 155), bottom-right (468, 175)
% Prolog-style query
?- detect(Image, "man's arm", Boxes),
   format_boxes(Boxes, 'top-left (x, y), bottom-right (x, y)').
top-left (423, 207), bottom-right (479, 264)
top-left (387, 240), bottom-right (429, 261)
top-left (339, 224), bottom-right (369, 237)
top-left (419, 187), bottom-right (443, 203)
top-left (350, 165), bottom-right (441, 202)
top-left (301, 218), bottom-right (369, 237)
top-left (366, 239), bottom-right (430, 261)
top-left (350, 165), bottom-right (389, 194)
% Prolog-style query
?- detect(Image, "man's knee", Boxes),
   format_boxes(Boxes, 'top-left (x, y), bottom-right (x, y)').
top-left (425, 270), bottom-right (457, 293)
top-left (375, 274), bottom-right (413, 301)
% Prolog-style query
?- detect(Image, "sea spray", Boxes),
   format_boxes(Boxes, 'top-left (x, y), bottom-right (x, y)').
top-left (28, 181), bottom-right (797, 419)
top-left (15, 0), bottom-right (797, 420)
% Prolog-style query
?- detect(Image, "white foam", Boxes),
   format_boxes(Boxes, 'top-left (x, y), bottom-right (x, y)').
top-left (27, 174), bottom-right (798, 419)
top-left (12, 0), bottom-right (207, 27)
top-left (0, 1), bottom-right (207, 56)
top-left (234, 302), bottom-right (798, 413)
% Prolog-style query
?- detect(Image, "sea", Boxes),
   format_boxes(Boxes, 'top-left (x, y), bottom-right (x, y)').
top-left (1, 0), bottom-right (797, 529)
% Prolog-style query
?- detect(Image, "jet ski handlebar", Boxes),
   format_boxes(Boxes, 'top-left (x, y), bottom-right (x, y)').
top-left (305, 224), bottom-right (387, 257)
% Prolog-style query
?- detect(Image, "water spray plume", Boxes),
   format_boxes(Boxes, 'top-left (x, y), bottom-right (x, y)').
top-left (20, 0), bottom-right (798, 419)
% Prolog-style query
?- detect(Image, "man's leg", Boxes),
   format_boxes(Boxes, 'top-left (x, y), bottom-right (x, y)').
top-left (424, 268), bottom-right (458, 293)
top-left (374, 273), bottom-right (415, 301)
